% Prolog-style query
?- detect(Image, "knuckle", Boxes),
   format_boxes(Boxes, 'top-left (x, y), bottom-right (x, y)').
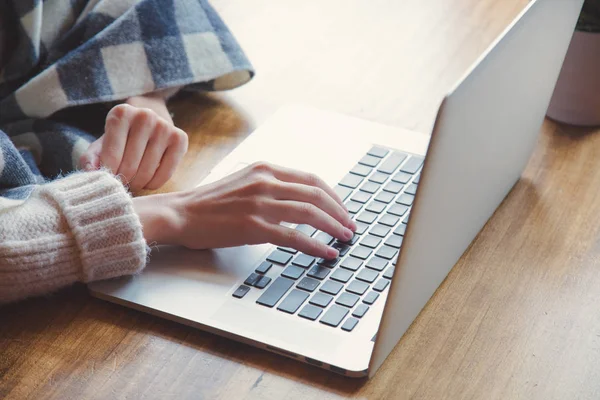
top-left (109, 104), bottom-right (129, 120)
top-left (298, 203), bottom-right (316, 218)
top-left (171, 129), bottom-right (188, 149)
top-left (250, 161), bottom-right (273, 174)
top-left (311, 187), bottom-right (325, 203)
top-left (306, 173), bottom-right (321, 187)
top-left (285, 229), bottom-right (302, 245)
top-left (248, 175), bottom-right (273, 194)
top-left (135, 108), bottom-right (156, 126)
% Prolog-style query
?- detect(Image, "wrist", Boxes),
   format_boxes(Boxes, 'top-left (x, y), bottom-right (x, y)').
top-left (132, 193), bottom-right (183, 245)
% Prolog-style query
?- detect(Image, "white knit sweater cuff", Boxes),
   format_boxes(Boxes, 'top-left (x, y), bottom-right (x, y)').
top-left (45, 171), bottom-right (148, 282)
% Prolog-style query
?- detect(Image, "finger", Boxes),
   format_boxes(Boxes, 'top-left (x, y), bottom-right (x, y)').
top-left (258, 221), bottom-right (338, 259)
top-left (268, 165), bottom-right (349, 214)
top-left (101, 104), bottom-right (132, 173)
top-left (79, 137), bottom-right (103, 171)
top-left (271, 182), bottom-right (354, 229)
top-left (144, 128), bottom-right (188, 190)
top-left (260, 199), bottom-right (353, 243)
top-left (117, 110), bottom-right (155, 183)
top-left (129, 125), bottom-right (170, 191)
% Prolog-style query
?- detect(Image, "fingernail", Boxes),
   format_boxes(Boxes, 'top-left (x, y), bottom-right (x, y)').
top-left (349, 221), bottom-right (357, 231)
top-left (84, 162), bottom-right (93, 171)
top-left (327, 248), bottom-right (339, 259)
top-left (343, 228), bottom-right (353, 239)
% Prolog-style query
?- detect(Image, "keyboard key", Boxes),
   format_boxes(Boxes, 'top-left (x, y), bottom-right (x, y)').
top-left (282, 265), bottom-right (305, 280)
top-left (339, 173), bottom-right (363, 189)
top-left (255, 276), bottom-right (272, 289)
top-left (351, 191), bottom-right (371, 204)
top-left (376, 246), bottom-right (398, 260)
top-left (356, 211), bottom-right (378, 224)
top-left (383, 266), bottom-right (395, 279)
top-left (357, 268), bottom-right (379, 284)
top-left (332, 242), bottom-right (351, 257)
top-left (366, 257), bottom-right (388, 271)
top-left (320, 280), bottom-right (344, 295)
top-left (363, 291), bottom-right (380, 305)
top-left (307, 265), bottom-right (331, 280)
top-left (388, 204), bottom-right (409, 217)
top-left (374, 278), bottom-right (390, 292)
top-left (315, 232), bottom-right (334, 245)
top-left (397, 193), bottom-right (415, 206)
top-left (360, 182), bottom-right (380, 194)
top-left (368, 146), bottom-right (389, 158)
top-left (345, 200), bottom-right (363, 214)
top-left (334, 185), bottom-right (353, 202)
top-left (341, 317), bottom-right (360, 332)
top-left (359, 154), bottom-right (380, 167)
top-left (296, 224), bottom-right (317, 237)
top-left (352, 304), bottom-right (369, 318)
top-left (383, 182), bottom-right (404, 194)
top-left (244, 272), bottom-right (261, 286)
top-left (267, 250), bottom-right (293, 265)
top-left (350, 245), bottom-right (373, 260)
top-left (318, 257), bottom-right (340, 267)
top-left (354, 222), bottom-right (369, 235)
top-left (309, 292), bottom-right (333, 307)
top-left (331, 268), bottom-right (354, 283)
top-left (340, 257), bottom-right (363, 271)
top-left (385, 235), bottom-right (403, 249)
top-left (346, 280), bottom-right (369, 295)
top-left (277, 289), bottom-right (310, 314)
top-left (391, 171), bottom-right (412, 184)
top-left (256, 277), bottom-right (295, 307)
top-left (278, 247), bottom-right (298, 254)
top-left (369, 172), bottom-right (389, 184)
top-left (336, 292), bottom-right (360, 308)
top-left (360, 235), bottom-right (382, 249)
top-left (400, 156), bottom-right (424, 174)
top-left (298, 304), bottom-right (323, 320)
top-left (255, 261), bottom-right (273, 274)
top-left (403, 212), bottom-right (411, 223)
top-left (378, 214), bottom-right (400, 227)
top-left (378, 151), bottom-right (408, 174)
top-left (405, 183), bottom-right (418, 195)
top-left (350, 164), bottom-right (372, 177)
top-left (414, 173), bottom-right (421, 184)
top-left (297, 277), bottom-right (320, 292)
top-left (374, 191), bottom-right (395, 204)
top-left (320, 305), bottom-right (349, 327)
top-left (370, 224), bottom-right (390, 238)
top-left (293, 254), bottom-right (316, 268)
top-left (233, 285), bottom-right (251, 299)
top-left (394, 224), bottom-right (407, 236)
top-left (366, 201), bottom-right (386, 214)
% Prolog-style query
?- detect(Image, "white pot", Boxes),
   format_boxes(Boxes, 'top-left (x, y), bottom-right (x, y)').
top-left (547, 31), bottom-right (600, 127)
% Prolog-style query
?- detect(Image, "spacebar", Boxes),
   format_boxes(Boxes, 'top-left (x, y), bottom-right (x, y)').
top-left (256, 277), bottom-right (294, 307)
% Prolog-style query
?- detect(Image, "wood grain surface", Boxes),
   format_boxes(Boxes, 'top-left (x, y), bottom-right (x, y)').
top-left (3, 1), bottom-right (600, 399)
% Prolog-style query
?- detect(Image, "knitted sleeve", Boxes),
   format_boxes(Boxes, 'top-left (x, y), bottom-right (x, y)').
top-left (0, 171), bottom-right (148, 304)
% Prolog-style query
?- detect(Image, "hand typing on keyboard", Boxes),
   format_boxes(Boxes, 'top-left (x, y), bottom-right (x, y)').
top-left (132, 162), bottom-right (357, 259)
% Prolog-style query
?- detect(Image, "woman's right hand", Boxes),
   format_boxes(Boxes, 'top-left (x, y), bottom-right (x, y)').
top-left (133, 162), bottom-right (357, 259)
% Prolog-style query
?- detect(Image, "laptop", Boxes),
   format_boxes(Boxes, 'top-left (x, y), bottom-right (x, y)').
top-left (89, 0), bottom-right (583, 378)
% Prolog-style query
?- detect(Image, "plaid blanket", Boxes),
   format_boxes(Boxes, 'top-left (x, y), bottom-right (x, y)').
top-left (0, 0), bottom-right (253, 199)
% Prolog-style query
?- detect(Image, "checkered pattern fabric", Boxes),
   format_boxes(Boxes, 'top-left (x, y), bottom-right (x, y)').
top-left (0, 0), bottom-right (253, 199)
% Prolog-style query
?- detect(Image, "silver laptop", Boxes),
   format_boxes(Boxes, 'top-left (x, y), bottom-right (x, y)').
top-left (89, 0), bottom-right (583, 378)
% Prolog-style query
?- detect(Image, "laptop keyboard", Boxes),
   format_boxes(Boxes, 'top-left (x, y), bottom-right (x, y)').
top-left (232, 146), bottom-right (423, 332)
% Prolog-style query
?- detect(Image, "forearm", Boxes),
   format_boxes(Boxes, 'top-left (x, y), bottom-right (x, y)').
top-left (0, 171), bottom-right (148, 304)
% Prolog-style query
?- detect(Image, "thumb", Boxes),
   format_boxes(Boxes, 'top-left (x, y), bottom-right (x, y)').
top-left (79, 137), bottom-right (104, 171)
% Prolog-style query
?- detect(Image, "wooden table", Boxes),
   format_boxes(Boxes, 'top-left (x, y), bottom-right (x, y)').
top-left (3, 0), bottom-right (600, 398)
